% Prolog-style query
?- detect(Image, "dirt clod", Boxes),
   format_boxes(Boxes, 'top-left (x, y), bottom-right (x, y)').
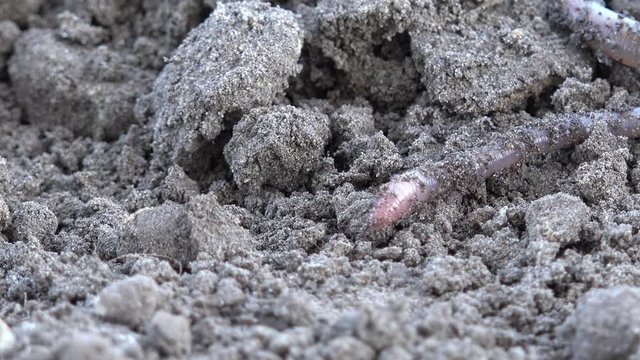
top-left (119, 194), bottom-right (253, 265)
top-left (10, 201), bottom-right (57, 244)
top-left (94, 275), bottom-right (160, 329)
top-left (54, 334), bottom-right (125, 360)
top-left (525, 193), bottom-right (589, 245)
top-left (225, 105), bottom-right (330, 193)
top-left (150, 1), bottom-right (304, 170)
top-left (9, 29), bottom-right (152, 139)
top-left (145, 311), bottom-right (192, 357)
top-left (560, 286), bottom-right (640, 360)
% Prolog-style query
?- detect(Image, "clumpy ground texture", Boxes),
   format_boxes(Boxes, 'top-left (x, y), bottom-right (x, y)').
top-left (3, 0), bottom-right (640, 359)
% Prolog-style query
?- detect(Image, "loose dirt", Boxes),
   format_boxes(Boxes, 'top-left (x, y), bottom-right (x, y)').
top-left (1, 0), bottom-right (640, 359)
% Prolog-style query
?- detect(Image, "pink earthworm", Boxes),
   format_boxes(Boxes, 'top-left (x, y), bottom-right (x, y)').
top-left (370, 1), bottom-right (640, 231)
top-left (370, 108), bottom-right (640, 231)
top-left (562, 0), bottom-right (640, 69)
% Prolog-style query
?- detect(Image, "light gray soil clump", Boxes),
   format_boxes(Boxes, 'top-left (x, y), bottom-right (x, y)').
top-left (0, 21), bottom-right (19, 79)
top-left (145, 311), bottom-right (192, 357)
top-left (119, 193), bottom-right (253, 265)
top-left (302, 0), bottom-right (428, 108)
top-left (0, 0), bottom-right (43, 25)
top-left (53, 334), bottom-right (126, 360)
top-left (9, 29), bottom-right (152, 139)
top-left (3, 0), bottom-right (640, 359)
top-left (93, 275), bottom-right (160, 329)
top-left (413, 23), bottom-right (588, 115)
top-left (225, 105), bottom-right (330, 193)
top-left (525, 193), bottom-right (589, 245)
top-left (9, 201), bottom-right (57, 244)
top-left (150, 1), bottom-right (304, 170)
top-left (559, 286), bottom-right (640, 360)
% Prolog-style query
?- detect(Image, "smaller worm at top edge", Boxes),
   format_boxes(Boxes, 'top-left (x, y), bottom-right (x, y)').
top-left (563, 0), bottom-right (640, 69)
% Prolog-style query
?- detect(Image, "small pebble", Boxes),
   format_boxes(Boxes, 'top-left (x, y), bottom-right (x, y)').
top-left (120, 202), bottom-right (196, 265)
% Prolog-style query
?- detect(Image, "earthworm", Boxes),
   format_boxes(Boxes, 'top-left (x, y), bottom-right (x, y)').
top-left (369, 1), bottom-right (640, 231)
top-left (370, 108), bottom-right (640, 231)
top-left (562, 0), bottom-right (640, 69)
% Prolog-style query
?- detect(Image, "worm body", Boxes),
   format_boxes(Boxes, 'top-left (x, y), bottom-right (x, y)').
top-left (370, 108), bottom-right (640, 231)
top-left (563, 0), bottom-right (640, 69)
top-left (370, 2), bottom-right (640, 231)
top-left (370, 170), bottom-right (443, 231)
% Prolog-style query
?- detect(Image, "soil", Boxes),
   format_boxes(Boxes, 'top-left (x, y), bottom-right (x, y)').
top-left (1, 0), bottom-right (640, 359)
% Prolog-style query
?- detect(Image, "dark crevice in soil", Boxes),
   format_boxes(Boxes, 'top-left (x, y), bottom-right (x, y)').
top-left (287, 42), bottom-right (346, 103)
top-left (373, 31), bottom-right (412, 62)
top-left (593, 61), bottom-right (611, 81)
top-left (182, 112), bottom-right (238, 189)
top-left (525, 76), bottom-right (564, 117)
